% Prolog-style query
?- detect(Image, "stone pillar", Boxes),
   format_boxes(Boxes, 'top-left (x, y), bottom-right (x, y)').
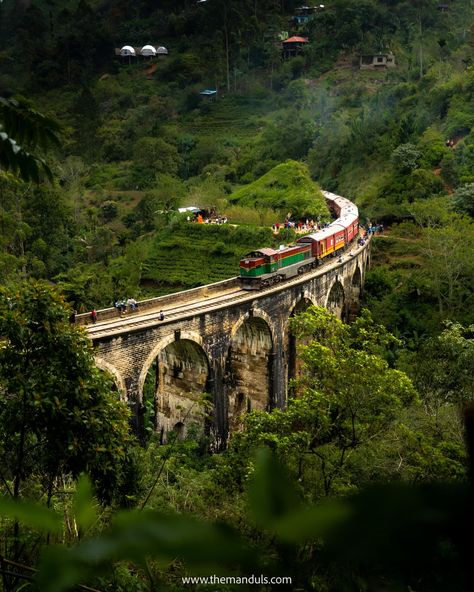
top-left (123, 370), bottom-right (145, 442)
top-left (210, 357), bottom-right (228, 450)
top-left (271, 331), bottom-right (286, 409)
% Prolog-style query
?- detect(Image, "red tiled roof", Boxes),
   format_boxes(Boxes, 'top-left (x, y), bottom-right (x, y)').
top-left (283, 36), bottom-right (309, 43)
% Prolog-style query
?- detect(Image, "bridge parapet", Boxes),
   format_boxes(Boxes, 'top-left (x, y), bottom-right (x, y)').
top-left (76, 276), bottom-right (240, 326)
top-left (83, 227), bottom-right (371, 444)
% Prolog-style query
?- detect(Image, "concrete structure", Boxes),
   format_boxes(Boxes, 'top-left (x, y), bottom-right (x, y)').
top-left (359, 53), bottom-right (395, 69)
top-left (81, 240), bottom-right (370, 447)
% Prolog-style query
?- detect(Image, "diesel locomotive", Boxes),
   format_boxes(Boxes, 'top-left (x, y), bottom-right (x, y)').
top-left (239, 191), bottom-right (359, 290)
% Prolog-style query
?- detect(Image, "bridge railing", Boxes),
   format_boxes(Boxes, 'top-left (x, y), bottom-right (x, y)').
top-left (76, 276), bottom-right (240, 326)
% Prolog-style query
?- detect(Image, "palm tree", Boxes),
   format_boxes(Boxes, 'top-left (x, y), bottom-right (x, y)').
top-left (0, 96), bottom-right (61, 182)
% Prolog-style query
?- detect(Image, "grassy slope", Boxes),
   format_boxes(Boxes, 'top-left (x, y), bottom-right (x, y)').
top-left (140, 222), bottom-right (296, 292)
top-left (229, 160), bottom-right (329, 219)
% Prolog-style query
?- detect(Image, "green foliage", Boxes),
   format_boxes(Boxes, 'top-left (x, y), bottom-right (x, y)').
top-left (229, 161), bottom-right (329, 219)
top-left (0, 441), bottom-right (469, 592)
top-left (232, 307), bottom-right (418, 498)
top-left (418, 126), bottom-right (449, 167)
top-left (453, 183), bottom-right (474, 216)
top-left (100, 200), bottom-right (118, 222)
top-left (0, 281), bottom-right (132, 502)
top-left (141, 221), bottom-right (280, 290)
top-left (0, 497), bottom-right (62, 534)
top-left (408, 321), bottom-right (474, 413)
top-left (0, 96), bottom-right (61, 182)
top-left (391, 143), bottom-right (422, 173)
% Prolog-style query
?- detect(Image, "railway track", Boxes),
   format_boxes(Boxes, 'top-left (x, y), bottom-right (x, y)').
top-left (87, 243), bottom-right (368, 340)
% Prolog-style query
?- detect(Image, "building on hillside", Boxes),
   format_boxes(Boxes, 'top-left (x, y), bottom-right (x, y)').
top-left (291, 5), bottom-right (324, 26)
top-left (140, 45), bottom-right (157, 57)
top-left (199, 89), bottom-right (218, 101)
top-left (115, 45), bottom-right (168, 59)
top-left (119, 45), bottom-right (136, 57)
top-left (282, 36), bottom-right (309, 58)
top-left (292, 6), bottom-right (317, 25)
top-left (359, 52), bottom-right (396, 69)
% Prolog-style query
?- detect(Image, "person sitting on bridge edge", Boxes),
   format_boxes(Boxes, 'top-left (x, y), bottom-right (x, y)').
top-left (159, 310), bottom-right (165, 321)
top-left (127, 297), bottom-right (137, 311)
top-left (115, 300), bottom-right (127, 317)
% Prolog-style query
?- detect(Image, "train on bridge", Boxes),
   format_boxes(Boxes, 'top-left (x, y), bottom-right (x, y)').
top-left (239, 191), bottom-right (359, 289)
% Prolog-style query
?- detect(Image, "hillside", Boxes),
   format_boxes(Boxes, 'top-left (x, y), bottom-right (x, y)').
top-left (229, 160), bottom-right (329, 219)
top-left (0, 0), bottom-right (473, 323)
top-left (2, 3), bottom-right (474, 592)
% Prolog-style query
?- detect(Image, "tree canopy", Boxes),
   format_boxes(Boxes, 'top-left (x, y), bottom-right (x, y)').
top-left (0, 281), bottom-right (132, 502)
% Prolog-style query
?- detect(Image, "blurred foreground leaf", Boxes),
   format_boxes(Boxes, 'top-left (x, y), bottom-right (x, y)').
top-left (0, 497), bottom-right (62, 533)
top-left (248, 448), bottom-right (301, 528)
top-left (73, 474), bottom-right (98, 532)
top-left (37, 510), bottom-right (258, 592)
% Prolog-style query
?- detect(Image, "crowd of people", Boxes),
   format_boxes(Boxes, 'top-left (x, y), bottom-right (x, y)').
top-left (272, 218), bottom-right (324, 233)
top-left (184, 208), bottom-right (228, 225)
top-left (365, 223), bottom-right (384, 235)
top-left (192, 213), bottom-right (228, 225)
top-left (113, 298), bottom-right (138, 316)
top-left (88, 300), bottom-right (167, 323)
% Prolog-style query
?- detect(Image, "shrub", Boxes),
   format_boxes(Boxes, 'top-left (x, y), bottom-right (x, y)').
top-left (391, 144), bottom-right (422, 173)
top-left (100, 200), bottom-right (118, 222)
top-left (453, 184), bottom-right (474, 217)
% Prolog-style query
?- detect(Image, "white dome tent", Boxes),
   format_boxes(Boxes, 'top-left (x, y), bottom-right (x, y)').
top-left (156, 46), bottom-right (168, 55)
top-left (120, 45), bottom-right (136, 57)
top-left (140, 45), bottom-right (157, 57)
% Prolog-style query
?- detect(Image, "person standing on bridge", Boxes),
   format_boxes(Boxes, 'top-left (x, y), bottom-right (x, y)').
top-left (91, 309), bottom-right (97, 324)
top-left (159, 310), bottom-right (165, 321)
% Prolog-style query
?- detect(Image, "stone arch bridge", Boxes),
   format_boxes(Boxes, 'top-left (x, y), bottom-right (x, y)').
top-left (79, 240), bottom-right (371, 445)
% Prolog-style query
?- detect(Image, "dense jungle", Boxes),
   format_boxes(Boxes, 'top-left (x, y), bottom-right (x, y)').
top-left (1, 0), bottom-right (474, 590)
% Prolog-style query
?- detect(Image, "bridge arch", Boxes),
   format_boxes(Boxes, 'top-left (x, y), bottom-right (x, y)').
top-left (352, 266), bottom-right (362, 287)
top-left (226, 312), bottom-right (275, 430)
top-left (229, 307), bottom-right (277, 342)
top-left (325, 280), bottom-right (346, 320)
top-left (138, 331), bottom-right (208, 397)
top-left (95, 357), bottom-right (126, 399)
top-left (139, 331), bottom-right (211, 441)
top-left (345, 266), bottom-right (363, 322)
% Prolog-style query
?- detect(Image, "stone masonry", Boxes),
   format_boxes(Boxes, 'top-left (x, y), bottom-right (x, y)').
top-left (88, 242), bottom-right (371, 445)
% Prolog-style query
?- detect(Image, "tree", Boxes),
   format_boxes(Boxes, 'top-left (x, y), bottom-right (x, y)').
top-left (0, 281), bottom-right (132, 509)
top-left (391, 143), bottom-right (422, 172)
top-left (234, 307), bottom-right (417, 497)
top-left (453, 183), bottom-right (474, 217)
top-left (0, 97), bottom-right (61, 182)
top-left (410, 198), bottom-right (474, 321)
top-left (409, 322), bottom-right (474, 417)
